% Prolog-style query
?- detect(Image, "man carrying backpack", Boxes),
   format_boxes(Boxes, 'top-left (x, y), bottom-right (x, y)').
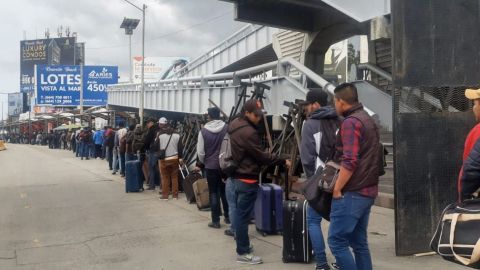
top-left (229, 99), bottom-right (291, 265)
top-left (300, 90), bottom-right (340, 270)
top-left (196, 107), bottom-right (229, 229)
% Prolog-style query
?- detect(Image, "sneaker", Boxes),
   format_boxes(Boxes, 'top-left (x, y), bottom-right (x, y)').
top-left (331, 263), bottom-right (340, 269)
top-left (208, 222), bottom-right (221, 229)
top-left (146, 187), bottom-right (155, 190)
top-left (112, 171), bottom-right (117, 175)
top-left (173, 197), bottom-right (178, 200)
top-left (224, 229), bottom-right (235, 237)
top-left (316, 264), bottom-right (331, 270)
top-left (224, 217), bottom-right (231, 224)
top-left (160, 197), bottom-right (169, 201)
top-left (236, 253), bottom-right (263, 265)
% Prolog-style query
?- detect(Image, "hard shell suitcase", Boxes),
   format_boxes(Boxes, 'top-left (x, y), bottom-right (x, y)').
top-left (254, 183), bottom-right (283, 236)
top-left (193, 178), bottom-right (210, 210)
top-left (125, 159), bottom-right (142, 192)
top-left (282, 199), bottom-right (312, 263)
top-left (182, 170), bottom-right (202, 203)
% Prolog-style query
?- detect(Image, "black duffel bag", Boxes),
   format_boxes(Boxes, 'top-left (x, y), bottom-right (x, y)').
top-left (430, 199), bottom-right (480, 269)
top-left (301, 166), bottom-right (332, 221)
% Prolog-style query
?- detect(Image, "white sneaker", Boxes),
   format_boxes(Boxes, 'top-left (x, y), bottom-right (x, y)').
top-left (236, 253), bottom-right (263, 265)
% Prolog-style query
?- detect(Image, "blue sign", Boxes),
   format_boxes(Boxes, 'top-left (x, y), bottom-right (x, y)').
top-left (35, 65), bottom-right (118, 106)
top-left (83, 66), bottom-right (118, 106)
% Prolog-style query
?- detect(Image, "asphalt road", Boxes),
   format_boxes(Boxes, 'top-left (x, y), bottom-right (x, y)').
top-left (0, 144), bottom-right (466, 269)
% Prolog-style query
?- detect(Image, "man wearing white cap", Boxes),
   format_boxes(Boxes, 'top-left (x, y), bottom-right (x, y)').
top-left (458, 88), bottom-right (480, 200)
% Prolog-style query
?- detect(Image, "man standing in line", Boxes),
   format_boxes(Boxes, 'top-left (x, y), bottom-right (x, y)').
top-left (93, 128), bottom-right (104, 159)
top-left (328, 83), bottom-right (381, 270)
top-left (158, 118), bottom-right (183, 201)
top-left (196, 107), bottom-right (230, 229)
top-left (229, 99), bottom-right (291, 265)
top-left (300, 90), bottom-right (340, 270)
top-left (143, 118), bottom-right (160, 190)
top-left (116, 122), bottom-right (128, 177)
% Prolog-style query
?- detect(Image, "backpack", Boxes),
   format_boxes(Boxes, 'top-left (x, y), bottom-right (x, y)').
top-left (132, 128), bottom-right (145, 153)
top-left (219, 124), bottom-right (249, 176)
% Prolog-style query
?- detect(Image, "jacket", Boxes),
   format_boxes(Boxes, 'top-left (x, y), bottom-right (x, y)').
top-left (197, 120), bottom-right (228, 170)
top-left (125, 130), bottom-right (135, 154)
top-left (337, 104), bottom-right (380, 193)
top-left (93, 130), bottom-right (104, 145)
top-left (460, 129), bottom-right (480, 200)
top-left (144, 125), bottom-right (158, 151)
top-left (229, 116), bottom-right (285, 181)
top-left (300, 106), bottom-right (340, 178)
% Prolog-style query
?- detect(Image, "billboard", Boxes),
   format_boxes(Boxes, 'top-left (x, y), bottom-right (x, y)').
top-left (132, 56), bottom-right (188, 82)
top-left (20, 37), bottom-right (78, 93)
top-left (8, 93), bottom-right (26, 116)
top-left (35, 65), bottom-right (118, 106)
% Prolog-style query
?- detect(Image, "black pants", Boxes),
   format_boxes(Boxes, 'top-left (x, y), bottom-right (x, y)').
top-left (205, 169), bottom-right (229, 223)
top-left (107, 146), bottom-right (113, 169)
top-left (95, 144), bottom-right (102, 158)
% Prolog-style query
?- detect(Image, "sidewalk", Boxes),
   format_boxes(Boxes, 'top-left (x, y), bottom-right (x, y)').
top-left (0, 144), bottom-right (466, 269)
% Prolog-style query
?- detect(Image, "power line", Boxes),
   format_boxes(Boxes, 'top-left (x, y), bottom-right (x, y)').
top-left (87, 10), bottom-right (232, 50)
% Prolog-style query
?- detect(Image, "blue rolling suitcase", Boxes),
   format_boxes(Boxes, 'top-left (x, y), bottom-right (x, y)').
top-left (125, 158), bottom-right (142, 193)
top-left (255, 183), bottom-right (283, 236)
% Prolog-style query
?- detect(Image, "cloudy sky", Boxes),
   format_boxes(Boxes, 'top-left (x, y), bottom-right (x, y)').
top-left (0, 0), bottom-right (246, 118)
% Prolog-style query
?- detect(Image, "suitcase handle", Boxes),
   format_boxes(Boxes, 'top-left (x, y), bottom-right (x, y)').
top-left (449, 213), bottom-right (480, 265)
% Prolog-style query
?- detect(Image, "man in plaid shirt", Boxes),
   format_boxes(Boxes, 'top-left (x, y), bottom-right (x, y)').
top-left (328, 83), bottom-right (382, 270)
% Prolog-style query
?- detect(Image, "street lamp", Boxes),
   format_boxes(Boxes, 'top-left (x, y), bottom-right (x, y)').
top-left (120, 18), bottom-right (140, 84)
top-left (121, 0), bottom-right (146, 126)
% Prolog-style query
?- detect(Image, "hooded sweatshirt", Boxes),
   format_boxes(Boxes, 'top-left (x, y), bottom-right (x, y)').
top-left (197, 120), bottom-right (227, 170)
top-left (300, 106), bottom-right (340, 178)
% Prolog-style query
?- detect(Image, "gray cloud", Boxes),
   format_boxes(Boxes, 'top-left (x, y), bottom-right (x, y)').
top-left (0, 0), bottom-right (244, 116)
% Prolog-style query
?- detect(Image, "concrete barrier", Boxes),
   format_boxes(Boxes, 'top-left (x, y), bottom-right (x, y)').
top-left (0, 140), bottom-right (6, 151)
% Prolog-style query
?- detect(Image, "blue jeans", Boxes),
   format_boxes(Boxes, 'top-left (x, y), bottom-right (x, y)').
top-left (205, 169), bottom-right (228, 223)
top-left (112, 147), bottom-right (120, 171)
top-left (233, 179), bottom-right (258, 255)
top-left (307, 205), bottom-right (328, 267)
top-left (328, 192), bottom-right (375, 270)
top-left (75, 141), bottom-right (81, 157)
top-left (225, 178), bottom-right (236, 234)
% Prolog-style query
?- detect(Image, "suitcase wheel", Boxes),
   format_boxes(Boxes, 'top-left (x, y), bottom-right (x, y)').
top-left (262, 232), bottom-right (267, 237)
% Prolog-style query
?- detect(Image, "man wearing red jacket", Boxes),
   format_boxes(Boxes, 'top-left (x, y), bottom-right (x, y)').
top-left (458, 88), bottom-right (480, 200)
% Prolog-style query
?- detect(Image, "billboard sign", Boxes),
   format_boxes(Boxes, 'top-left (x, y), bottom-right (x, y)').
top-left (20, 37), bottom-right (78, 93)
top-left (132, 56), bottom-right (188, 82)
top-left (8, 93), bottom-right (26, 116)
top-left (35, 65), bottom-right (118, 106)
top-left (83, 66), bottom-right (118, 106)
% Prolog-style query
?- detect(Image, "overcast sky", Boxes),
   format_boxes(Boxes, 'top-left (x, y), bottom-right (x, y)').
top-left (0, 0), bottom-right (246, 118)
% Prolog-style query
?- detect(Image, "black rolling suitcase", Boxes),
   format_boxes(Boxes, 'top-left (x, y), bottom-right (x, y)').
top-left (282, 199), bottom-right (312, 263)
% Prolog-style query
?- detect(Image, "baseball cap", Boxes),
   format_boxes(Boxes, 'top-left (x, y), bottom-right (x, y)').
top-left (158, 117), bottom-right (168, 124)
top-left (207, 107), bottom-right (221, 119)
top-left (146, 118), bottom-right (155, 124)
top-left (300, 90), bottom-right (328, 106)
top-left (465, 88), bottom-right (480, 100)
top-left (243, 99), bottom-right (264, 116)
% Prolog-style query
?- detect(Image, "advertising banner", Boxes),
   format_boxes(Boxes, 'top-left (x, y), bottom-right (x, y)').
top-left (132, 56), bottom-right (188, 82)
top-left (83, 66), bottom-right (118, 106)
top-left (35, 65), bottom-right (118, 106)
top-left (20, 37), bottom-right (78, 93)
top-left (8, 93), bottom-right (26, 116)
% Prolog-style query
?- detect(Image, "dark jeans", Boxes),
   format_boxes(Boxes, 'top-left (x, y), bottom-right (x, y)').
top-left (205, 169), bottom-right (229, 223)
top-left (120, 152), bottom-right (126, 175)
top-left (81, 142), bottom-right (90, 158)
top-left (307, 205), bottom-right (328, 266)
top-left (328, 192), bottom-right (375, 270)
top-left (95, 144), bottom-right (102, 158)
top-left (147, 151), bottom-right (160, 189)
top-left (107, 146), bottom-right (113, 169)
top-left (233, 179), bottom-right (258, 255)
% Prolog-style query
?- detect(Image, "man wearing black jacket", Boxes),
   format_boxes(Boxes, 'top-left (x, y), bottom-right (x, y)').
top-left (143, 118), bottom-right (160, 190)
top-left (229, 99), bottom-right (291, 265)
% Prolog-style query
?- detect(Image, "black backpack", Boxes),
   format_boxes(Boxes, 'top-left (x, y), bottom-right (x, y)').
top-left (132, 127), bottom-right (145, 153)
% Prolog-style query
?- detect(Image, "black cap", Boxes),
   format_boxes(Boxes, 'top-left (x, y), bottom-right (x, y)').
top-left (207, 107), bottom-right (221, 119)
top-left (301, 90), bottom-right (328, 106)
top-left (146, 118), bottom-right (155, 123)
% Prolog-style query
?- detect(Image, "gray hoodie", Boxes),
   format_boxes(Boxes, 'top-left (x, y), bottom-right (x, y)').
top-left (300, 106), bottom-right (340, 178)
top-left (197, 120), bottom-right (227, 169)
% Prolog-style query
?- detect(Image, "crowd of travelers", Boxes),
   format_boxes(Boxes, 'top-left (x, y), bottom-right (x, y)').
top-left (5, 82), bottom-right (478, 270)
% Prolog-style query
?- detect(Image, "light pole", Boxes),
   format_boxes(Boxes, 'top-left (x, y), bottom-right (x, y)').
top-left (120, 18), bottom-right (140, 83)
top-left (122, 0), bottom-right (146, 125)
